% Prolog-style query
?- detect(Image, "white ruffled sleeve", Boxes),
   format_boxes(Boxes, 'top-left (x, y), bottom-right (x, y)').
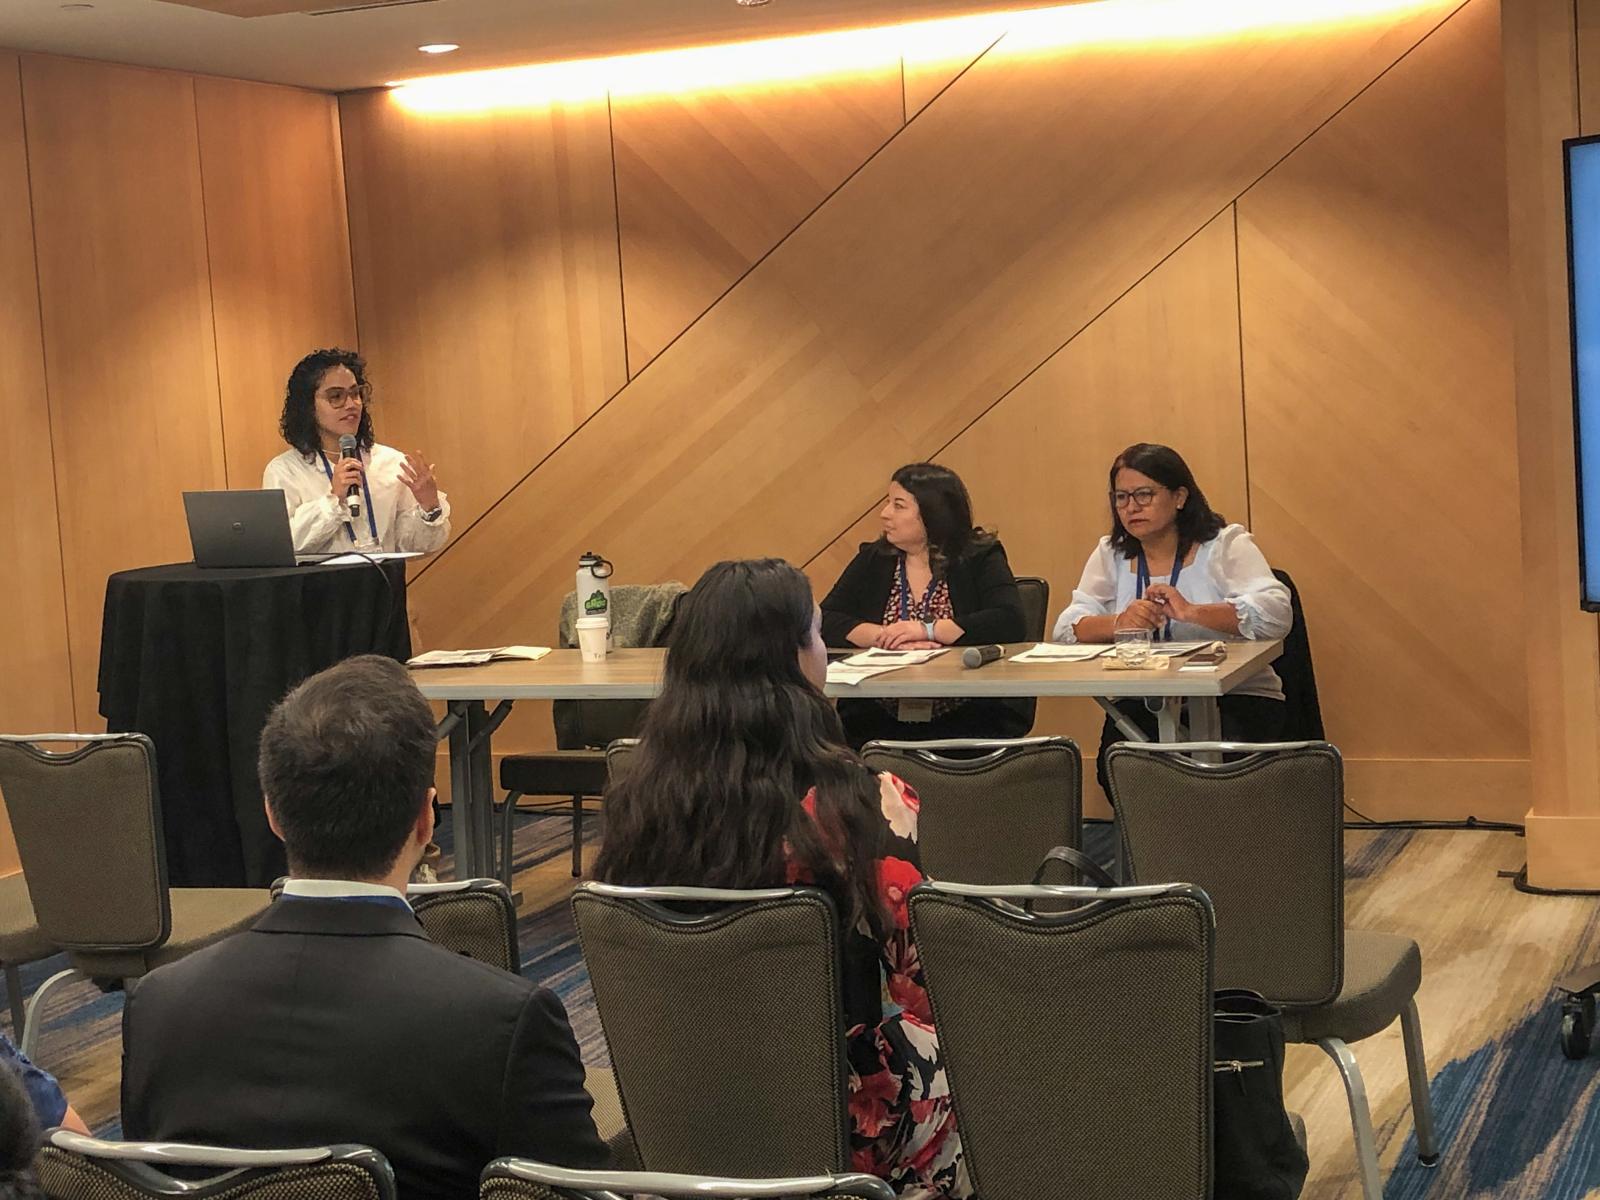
top-left (1212, 525), bottom-right (1291, 641)
top-left (393, 491), bottom-right (452, 555)
top-left (1051, 539), bottom-right (1119, 643)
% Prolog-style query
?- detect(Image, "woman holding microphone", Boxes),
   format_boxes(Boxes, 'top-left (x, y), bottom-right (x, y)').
top-left (263, 349), bottom-right (452, 556)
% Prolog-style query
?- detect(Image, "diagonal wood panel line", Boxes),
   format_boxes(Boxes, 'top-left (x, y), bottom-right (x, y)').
top-left (408, 33), bottom-right (1006, 585)
top-left (802, 0), bottom-right (1473, 572)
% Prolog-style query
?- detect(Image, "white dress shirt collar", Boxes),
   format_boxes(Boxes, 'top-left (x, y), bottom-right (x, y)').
top-left (280, 878), bottom-right (410, 906)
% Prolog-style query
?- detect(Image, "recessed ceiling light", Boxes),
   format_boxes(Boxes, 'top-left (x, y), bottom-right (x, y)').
top-left (59, 3), bottom-right (95, 10)
top-left (418, 43), bottom-right (460, 54)
top-left (734, 0), bottom-right (771, 6)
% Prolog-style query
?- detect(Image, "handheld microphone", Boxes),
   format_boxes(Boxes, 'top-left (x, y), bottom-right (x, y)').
top-left (338, 434), bottom-right (362, 520)
top-left (961, 644), bottom-right (1005, 669)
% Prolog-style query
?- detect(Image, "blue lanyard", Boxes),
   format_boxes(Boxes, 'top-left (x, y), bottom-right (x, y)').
top-left (319, 450), bottom-right (378, 544)
top-left (897, 554), bottom-right (939, 620)
top-left (1135, 545), bottom-right (1185, 642)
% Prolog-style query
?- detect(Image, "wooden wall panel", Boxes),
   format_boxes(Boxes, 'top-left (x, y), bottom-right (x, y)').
top-left (806, 210), bottom-right (1247, 813)
top-left (901, 25), bottom-right (1001, 118)
top-left (0, 52), bottom-right (70, 873)
top-left (22, 55), bottom-right (226, 729)
top-left (195, 77), bottom-right (357, 485)
top-left (1239, 0), bottom-right (1524, 789)
top-left (613, 66), bottom-right (903, 370)
top-left (1579, 0), bottom-right (1600, 134)
top-left (340, 92), bottom-right (626, 541)
top-left (408, 2), bottom-right (1457, 678)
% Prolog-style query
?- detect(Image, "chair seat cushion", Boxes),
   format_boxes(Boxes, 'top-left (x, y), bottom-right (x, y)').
top-left (151, 889), bottom-right (273, 967)
top-left (1281, 929), bottom-right (1421, 1045)
top-left (501, 752), bottom-right (608, 798)
top-left (0, 874), bottom-right (55, 963)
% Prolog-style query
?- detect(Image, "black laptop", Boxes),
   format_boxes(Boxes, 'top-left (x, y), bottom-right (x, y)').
top-left (182, 490), bottom-right (300, 568)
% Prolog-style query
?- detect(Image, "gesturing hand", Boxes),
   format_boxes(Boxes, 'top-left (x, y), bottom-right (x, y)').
top-left (399, 453), bottom-right (440, 511)
top-left (1143, 583), bottom-right (1195, 625)
top-left (328, 456), bottom-right (364, 502)
top-left (1114, 598), bottom-right (1166, 632)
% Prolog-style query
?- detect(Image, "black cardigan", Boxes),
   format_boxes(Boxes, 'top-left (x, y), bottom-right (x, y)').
top-left (819, 539), bottom-right (1026, 648)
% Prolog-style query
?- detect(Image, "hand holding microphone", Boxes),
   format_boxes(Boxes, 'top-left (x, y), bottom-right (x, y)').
top-left (337, 433), bottom-right (364, 520)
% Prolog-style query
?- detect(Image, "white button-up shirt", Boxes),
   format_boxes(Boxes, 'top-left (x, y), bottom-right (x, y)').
top-left (263, 444), bottom-right (452, 557)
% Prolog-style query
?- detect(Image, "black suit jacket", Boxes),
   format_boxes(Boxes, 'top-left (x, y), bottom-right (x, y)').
top-left (121, 898), bottom-right (607, 1200)
top-left (819, 539), bottom-right (1025, 647)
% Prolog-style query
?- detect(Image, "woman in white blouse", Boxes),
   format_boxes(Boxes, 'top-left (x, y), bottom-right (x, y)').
top-left (1053, 443), bottom-right (1292, 789)
top-left (263, 349), bottom-right (451, 556)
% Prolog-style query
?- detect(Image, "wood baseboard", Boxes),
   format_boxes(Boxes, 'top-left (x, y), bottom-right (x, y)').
top-left (1525, 813), bottom-right (1600, 890)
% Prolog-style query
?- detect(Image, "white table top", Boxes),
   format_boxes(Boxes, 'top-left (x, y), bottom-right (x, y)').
top-left (410, 641), bottom-right (1283, 702)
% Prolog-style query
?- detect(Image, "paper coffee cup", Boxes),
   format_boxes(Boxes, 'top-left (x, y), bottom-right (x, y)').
top-left (576, 616), bottom-right (609, 663)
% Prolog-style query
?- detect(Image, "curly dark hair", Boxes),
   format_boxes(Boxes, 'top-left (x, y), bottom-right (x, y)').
top-left (279, 348), bottom-right (375, 458)
top-left (594, 559), bottom-right (889, 939)
top-left (874, 462), bottom-right (996, 578)
top-left (1106, 443), bottom-right (1227, 558)
top-left (0, 1061), bottom-right (44, 1200)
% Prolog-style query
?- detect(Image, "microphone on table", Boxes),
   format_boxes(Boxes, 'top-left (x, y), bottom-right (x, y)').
top-left (338, 433), bottom-right (363, 521)
top-left (961, 644), bottom-right (1005, 669)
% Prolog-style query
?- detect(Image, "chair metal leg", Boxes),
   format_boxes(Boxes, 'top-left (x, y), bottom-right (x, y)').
top-left (21, 968), bottom-right (78, 1061)
top-left (1400, 998), bottom-right (1441, 1166)
top-left (1319, 1037), bottom-right (1383, 1200)
top-left (3, 964), bottom-right (23, 1041)
top-left (571, 796), bottom-right (583, 878)
top-left (500, 791), bottom-right (523, 888)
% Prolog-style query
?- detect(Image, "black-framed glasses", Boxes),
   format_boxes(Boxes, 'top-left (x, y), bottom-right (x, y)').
top-left (1110, 486), bottom-right (1166, 509)
top-left (318, 384), bottom-right (371, 407)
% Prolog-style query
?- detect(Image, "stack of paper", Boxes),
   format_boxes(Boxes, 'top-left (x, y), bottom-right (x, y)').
top-left (826, 646), bottom-right (947, 687)
top-left (1011, 643), bottom-right (1109, 663)
top-left (407, 646), bottom-right (552, 668)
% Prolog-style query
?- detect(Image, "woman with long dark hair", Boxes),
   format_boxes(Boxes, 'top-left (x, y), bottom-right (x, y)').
top-left (1054, 443), bottom-right (1291, 784)
top-left (819, 462), bottom-right (1026, 746)
top-left (263, 348), bottom-right (452, 555)
top-left (595, 559), bottom-right (967, 1200)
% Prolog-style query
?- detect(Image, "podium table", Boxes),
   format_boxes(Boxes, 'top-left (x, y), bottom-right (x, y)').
top-left (98, 561), bottom-right (410, 886)
top-left (413, 640), bottom-right (1283, 880)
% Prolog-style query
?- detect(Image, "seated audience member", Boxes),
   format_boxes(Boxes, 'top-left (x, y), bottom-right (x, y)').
top-left (0, 1057), bottom-right (44, 1200)
top-left (595, 560), bottom-right (969, 1200)
top-left (120, 656), bottom-right (605, 1200)
top-left (820, 462), bottom-right (1026, 747)
top-left (0, 1030), bottom-right (86, 1136)
top-left (1053, 443), bottom-right (1291, 791)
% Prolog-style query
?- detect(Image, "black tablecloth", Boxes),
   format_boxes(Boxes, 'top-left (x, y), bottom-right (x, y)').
top-left (98, 561), bottom-right (411, 887)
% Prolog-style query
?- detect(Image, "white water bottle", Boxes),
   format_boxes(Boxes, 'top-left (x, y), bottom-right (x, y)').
top-left (577, 552), bottom-right (614, 651)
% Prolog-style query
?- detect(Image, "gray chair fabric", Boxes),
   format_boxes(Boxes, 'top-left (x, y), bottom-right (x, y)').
top-left (0, 870), bottom-right (58, 1038)
top-left (479, 1158), bottom-right (894, 1200)
top-left (37, 1129), bottom-right (396, 1200)
top-left (570, 883), bottom-right (847, 1176)
top-left (582, 1067), bottom-right (636, 1168)
top-left (860, 737), bottom-right (1081, 885)
top-left (498, 585), bottom-right (685, 883)
top-left (0, 735), bottom-right (269, 1056)
top-left (908, 880), bottom-right (1214, 1200)
top-left (1105, 741), bottom-right (1438, 1199)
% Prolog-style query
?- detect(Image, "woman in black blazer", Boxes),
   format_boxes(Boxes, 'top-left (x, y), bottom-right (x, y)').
top-left (820, 462), bottom-right (1027, 747)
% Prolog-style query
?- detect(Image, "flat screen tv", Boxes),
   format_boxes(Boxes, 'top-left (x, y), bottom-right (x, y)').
top-left (1565, 134), bottom-right (1600, 608)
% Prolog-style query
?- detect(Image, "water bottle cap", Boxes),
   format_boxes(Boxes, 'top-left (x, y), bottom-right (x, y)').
top-left (580, 552), bottom-right (614, 578)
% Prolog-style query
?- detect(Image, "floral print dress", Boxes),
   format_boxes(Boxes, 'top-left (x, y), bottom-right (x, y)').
top-left (789, 773), bottom-right (970, 1200)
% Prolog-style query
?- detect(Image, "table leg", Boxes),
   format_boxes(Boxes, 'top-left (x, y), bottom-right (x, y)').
top-left (445, 702), bottom-right (478, 878)
top-left (467, 702), bottom-right (495, 881)
top-left (1189, 696), bottom-right (1223, 743)
top-left (1155, 698), bottom-right (1183, 743)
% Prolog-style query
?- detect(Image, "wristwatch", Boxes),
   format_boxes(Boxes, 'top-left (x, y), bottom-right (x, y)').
top-left (421, 505), bottom-right (443, 523)
top-left (923, 619), bottom-right (937, 641)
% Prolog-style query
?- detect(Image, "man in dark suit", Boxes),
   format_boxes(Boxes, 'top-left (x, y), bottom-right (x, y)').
top-left (121, 655), bottom-right (607, 1200)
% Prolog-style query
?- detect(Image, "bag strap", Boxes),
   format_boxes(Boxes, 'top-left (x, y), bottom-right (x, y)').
top-left (1031, 845), bottom-right (1118, 889)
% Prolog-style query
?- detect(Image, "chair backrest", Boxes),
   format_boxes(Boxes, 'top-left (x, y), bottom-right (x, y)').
top-left (267, 878), bottom-right (520, 973)
top-left (570, 883), bottom-right (848, 1175)
top-left (1105, 740), bottom-right (1343, 1006)
top-left (604, 739), bottom-right (638, 787)
top-left (860, 738), bottom-right (1081, 883)
top-left (908, 880), bottom-right (1213, 1200)
top-left (37, 1129), bottom-right (396, 1200)
top-left (480, 1159), bottom-right (894, 1200)
top-left (1271, 568), bottom-right (1325, 741)
top-left (0, 736), bottom-right (170, 966)
top-left (554, 585), bottom-right (685, 750)
top-left (1013, 576), bottom-right (1050, 642)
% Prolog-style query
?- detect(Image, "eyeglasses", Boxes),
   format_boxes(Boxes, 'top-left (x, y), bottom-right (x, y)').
top-left (318, 384), bottom-right (371, 407)
top-left (1110, 486), bottom-right (1167, 509)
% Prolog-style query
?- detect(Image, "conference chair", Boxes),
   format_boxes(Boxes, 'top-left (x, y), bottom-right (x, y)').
top-left (860, 737), bottom-right (1082, 883)
top-left (571, 883), bottom-right (848, 1176)
top-left (481, 1159), bottom-right (894, 1200)
top-left (907, 877), bottom-right (1214, 1200)
top-left (1105, 741), bottom-right (1438, 1200)
top-left (0, 734), bottom-right (269, 1060)
top-left (498, 584), bottom-right (685, 883)
top-left (1272, 567), bottom-right (1326, 742)
top-left (36, 1128), bottom-right (396, 1200)
top-left (0, 871), bottom-right (57, 1039)
top-left (1005, 575), bottom-right (1050, 735)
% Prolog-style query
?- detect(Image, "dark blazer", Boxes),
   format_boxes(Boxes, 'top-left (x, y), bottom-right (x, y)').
top-left (820, 539), bottom-right (1025, 647)
top-left (121, 898), bottom-right (606, 1200)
